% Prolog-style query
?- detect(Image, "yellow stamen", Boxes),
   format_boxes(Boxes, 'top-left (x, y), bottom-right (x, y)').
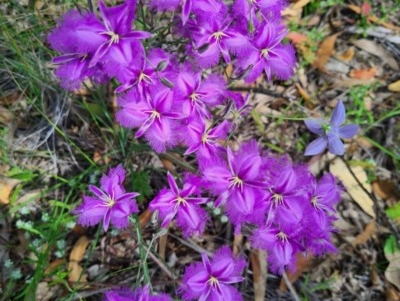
top-left (276, 231), bottom-right (288, 242)
top-left (229, 176), bottom-right (243, 190)
top-left (104, 195), bottom-right (115, 207)
top-left (207, 276), bottom-right (220, 287)
top-left (201, 132), bottom-right (209, 143)
top-left (261, 48), bottom-right (269, 58)
top-left (272, 193), bottom-right (283, 205)
top-left (212, 31), bottom-right (228, 41)
top-left (190, 92), bottom-right (200, 102)
top-left (138, 72), bottom-right (152, 84)
top-left (311, 196), bottom-right (319, 208)
top-left (106, 31), bottom-right (120, 44)
top-left (173, 196), bottom-right (188, 211)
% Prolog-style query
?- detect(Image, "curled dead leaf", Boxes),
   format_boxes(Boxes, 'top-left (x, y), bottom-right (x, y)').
top-left (388, 80), bottom-right (400, 92)
top-left (0, 178), bottom-right (20, 205)
top-left (336, 47), bottom-right (355, 62)
top-left (313, 33), bottom-right (341, 71)
top-left (69, 236), bottom-right (89, 262)
top-left (68, 236), bottom-right (89, 284)
top-left (349, 67), bottom-right (377, 80)
top-left (352, 220), bottom-right (376, 246)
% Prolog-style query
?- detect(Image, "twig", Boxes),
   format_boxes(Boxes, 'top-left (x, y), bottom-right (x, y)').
top-left (147, 251), bottom-right (177, 280)
top-left (230, 86), bottom-right (291, 100)
top-left (168, 233), bottom-right (213, 257)
top-left (282, 272), bottom-right (301, 301)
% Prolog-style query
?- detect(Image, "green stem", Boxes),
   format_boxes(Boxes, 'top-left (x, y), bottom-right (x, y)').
top-left (130, 215), bottom-right (152, 289)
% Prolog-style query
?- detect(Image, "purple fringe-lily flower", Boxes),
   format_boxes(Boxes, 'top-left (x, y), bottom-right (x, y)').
top-left (72, 165), bottom-right (139, 232)
top-left (304, 100), bottom-right (359, 156)
top-left (149, 172), bottom-right (208, 237)
top-left (235, 21), bottom-right (296, 83)
top-left (179, 245), bottom-right (246, 301)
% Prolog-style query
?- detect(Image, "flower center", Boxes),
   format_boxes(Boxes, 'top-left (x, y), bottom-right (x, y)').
top-left (190, 92), bottom-right (201, 102)
top-left (311, 196), bottom-right (320, 208)
top-left (151, 110), bottom-right (160, 119)
top-left (212, 31), bottom-right (227, 41)
top-left (106, 31), bottom-right (120, 44)
top-left (201, 132), bottom-right (209, 143)
top-left (104, 195), bottom-right (115, 207)
top-left (138, 72), bottom-right (152, 84)
top-left (173, 196), bottom-right (188, 211)
top-left (207, 276), bottom-right (220, 288)
top-left (261, 48), bottom-right (269, 58)
top-left (321, 123), bottom-right (331, 134)
top-left (229, 176), bottom-right (243, 190)
top-left (276, 231), bottom-right (288, 242)
top-left (272, 193), bottom-right (283, 205)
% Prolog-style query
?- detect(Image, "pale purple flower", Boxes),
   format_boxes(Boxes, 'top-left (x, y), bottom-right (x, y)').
top-left (72, 165), bottom-right (139, 232)
top-left (179, 246), bottom-right (246, 301)
top-left (304, 100), bottom-right (359, 156)
top-left (104, 285), bottom-right (172, 301)
top-left (149, 172), bottom-right (208, 237)
top-left (235, 21), bottom-right (296, 83)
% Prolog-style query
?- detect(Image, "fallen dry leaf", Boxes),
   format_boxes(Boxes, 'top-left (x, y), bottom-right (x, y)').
top-left (68, 236), bottom-right (89, 283)
top-left (386, 286), bottom-right (400, 301)
top-left (336, 47), bottom-right (355, 61)
top-left (333, 76), bottom-right (378, 88)
top-left (0, 178), bottom-right (20, 205)
top-left (287, 32), bottom-right (310, 44)
top-left (233, 234), bottom-right (243, 256)
top-left (352, 39), bottom-right (399, 70)
top-left (0, 107), bottom-right (15, 125)
top-left (68, 262), bottom-right (88, 284)
top-left (69, 236), bottom-right (89, 262)
top-left (139, 208), bottom-right (153, 227)
top-left (349, 67), bottom-right (377, 80)
top-left (292, 0), bottom-right (313, 9)
top-left (372, 179), bottom-right (400, 201)
top-left (352, 220), bottom-right (376, 246)
top-left (329, 158), bottom-right (375, 217)
top-left (295, 83), bottom-right (311, 103)
top-left (388, 80), bottom-right (400, 92)
top-left (313, 33), bottom-right (341, 71)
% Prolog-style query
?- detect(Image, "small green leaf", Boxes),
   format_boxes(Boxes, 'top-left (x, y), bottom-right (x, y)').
top-left (384, 235), bottom-right (399, 255)
top-left (131, 171), bottom-right (152, 202)
top-left (7, 167), bottom-right (36, 181)
top-left (386, 203), bottom-right (400, 220)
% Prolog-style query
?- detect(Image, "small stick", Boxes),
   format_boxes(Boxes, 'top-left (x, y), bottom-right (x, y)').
top-left (282, 272), bottom-right (301, 301)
